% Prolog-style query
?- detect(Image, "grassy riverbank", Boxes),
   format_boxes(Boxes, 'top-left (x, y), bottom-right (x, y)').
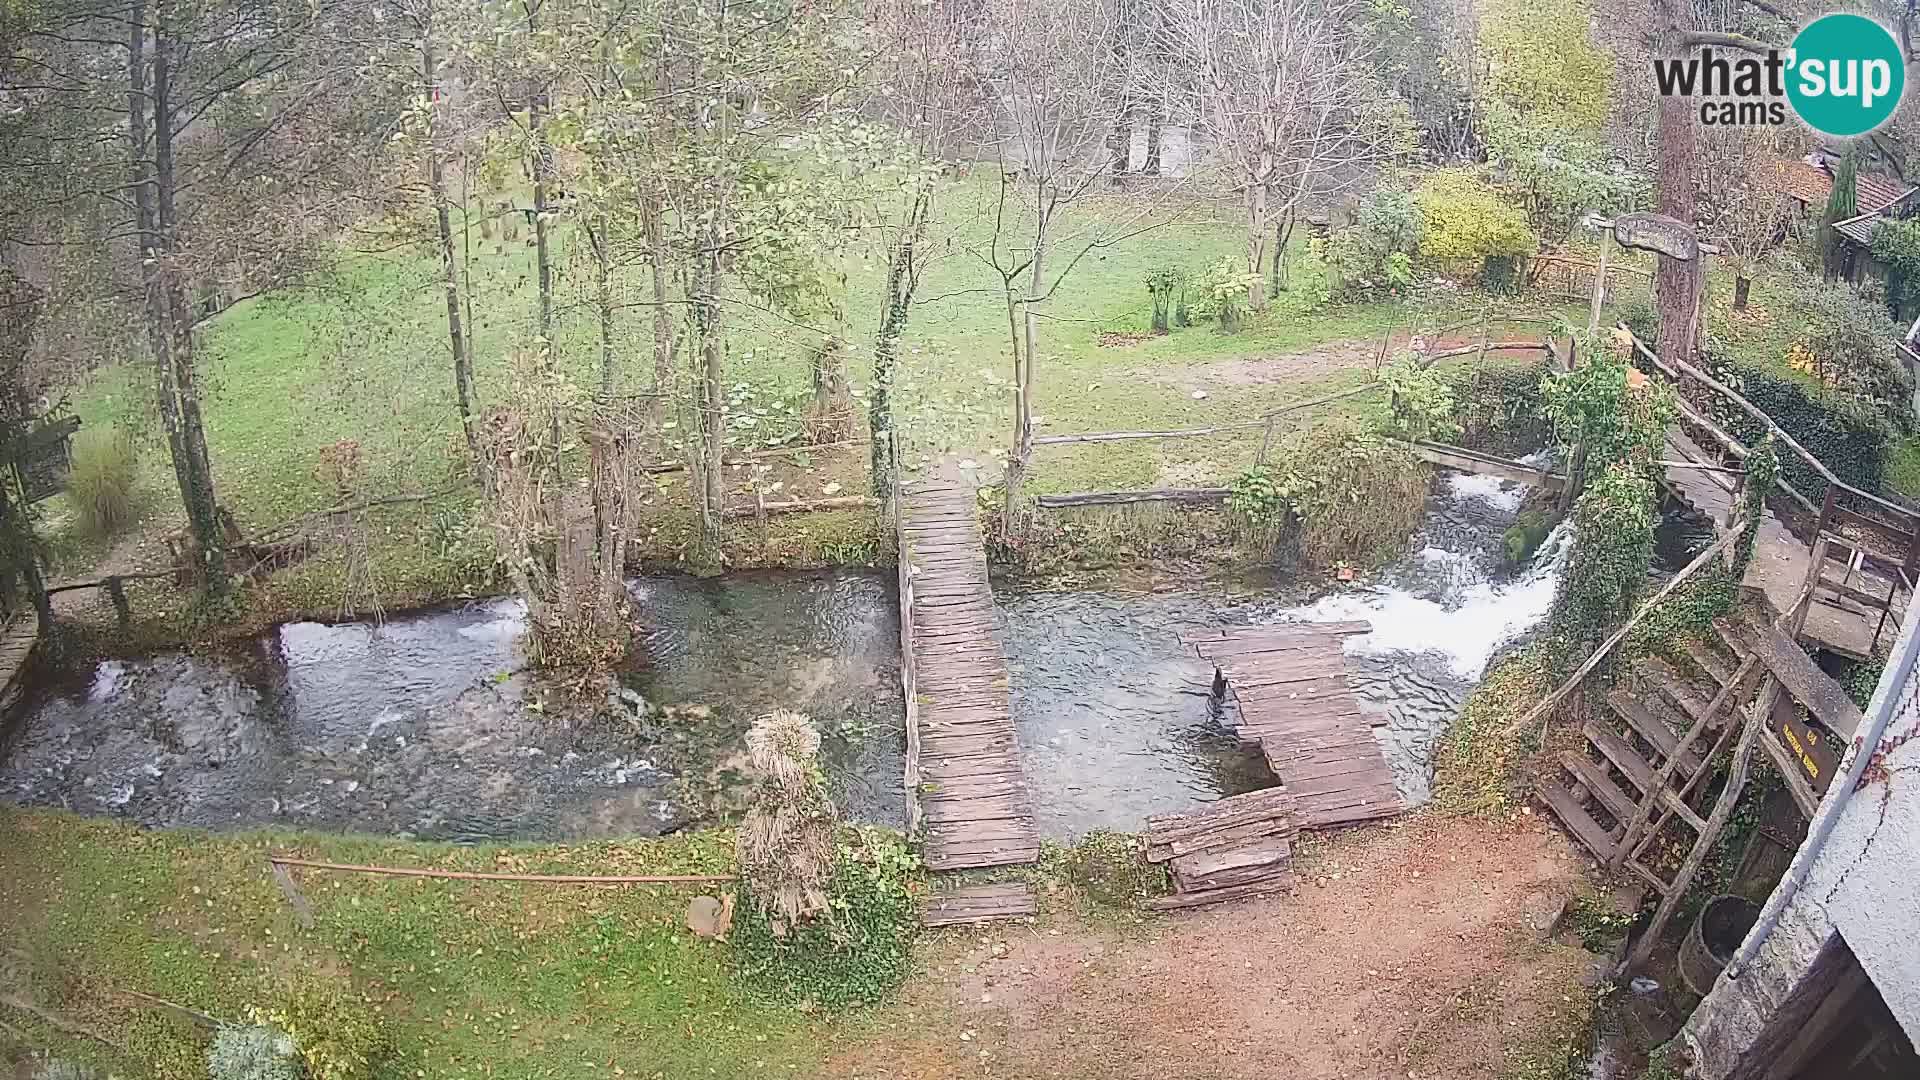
top-left (0, 812), bottom-right (858, 1078)
top-left (39, 177), bottom-right (1594, 641)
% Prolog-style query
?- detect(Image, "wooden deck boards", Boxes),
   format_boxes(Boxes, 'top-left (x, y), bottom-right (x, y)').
top-left (1187, 624), bottom-right (1403, 829)
top-left (899, 477), bottom-right (1040, 872)
top-left (922, 882), bottom-right (1037, 927)
top-left (1662, 427), bottom-right (1905, 659)
top-left (0, 612), bottom-right (38, 720)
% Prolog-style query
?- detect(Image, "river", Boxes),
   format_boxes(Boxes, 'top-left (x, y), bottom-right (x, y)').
top-left (0, 471), bottom-right (1570, 842)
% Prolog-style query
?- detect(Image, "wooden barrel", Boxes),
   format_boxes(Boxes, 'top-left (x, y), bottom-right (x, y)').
top-left (1680, 894), bottom-right (1761, 996)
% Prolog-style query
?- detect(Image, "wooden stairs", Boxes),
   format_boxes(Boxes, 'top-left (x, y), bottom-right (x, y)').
top-left (1535, 623), bottom-right (1761, 900)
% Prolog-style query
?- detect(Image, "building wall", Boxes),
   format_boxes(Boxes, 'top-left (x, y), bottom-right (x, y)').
top-left (1684, 611), bottom-right (1920, 1078)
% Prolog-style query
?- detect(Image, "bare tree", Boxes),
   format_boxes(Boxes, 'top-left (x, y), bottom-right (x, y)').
top-left (1161, 0), bottom-right (1400, 311)
top-left (969, 0), bottom-right (1182, 520)
top-left (1697, 126), bottom-right (1803, 312)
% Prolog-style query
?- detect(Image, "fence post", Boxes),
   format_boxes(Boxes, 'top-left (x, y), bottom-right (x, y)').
top-left (1588, 230), bottom-right (1611, 338)
top-left (105, 576), bottom-right (130, 627)
top-left (1256, 416), bottom-right (1276, 465)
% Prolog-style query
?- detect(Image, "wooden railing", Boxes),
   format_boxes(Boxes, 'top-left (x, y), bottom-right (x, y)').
top-left (1626, 328), bottom-right (1920, 651)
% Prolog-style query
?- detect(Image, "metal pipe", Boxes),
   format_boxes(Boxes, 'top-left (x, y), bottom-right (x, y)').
top-left (1725, 601), bottom-right (1920, 978)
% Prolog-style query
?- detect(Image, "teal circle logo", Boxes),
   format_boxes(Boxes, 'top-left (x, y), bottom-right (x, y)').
top-left (1787, 14), bottom-right (1905, 137)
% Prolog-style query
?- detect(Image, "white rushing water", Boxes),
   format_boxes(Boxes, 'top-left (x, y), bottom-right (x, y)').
top-left (1287, 473), bottom-right (1571, 681)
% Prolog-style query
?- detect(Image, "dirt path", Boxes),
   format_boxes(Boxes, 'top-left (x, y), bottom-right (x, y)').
top-left (833, 814), bottom-right (1597, 1080)
top-left (1132, 333), bottom-right (1550, 395)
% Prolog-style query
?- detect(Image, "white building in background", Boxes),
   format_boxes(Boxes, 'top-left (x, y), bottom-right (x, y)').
top-left (1682, 606), bottom-right (1920, 1078)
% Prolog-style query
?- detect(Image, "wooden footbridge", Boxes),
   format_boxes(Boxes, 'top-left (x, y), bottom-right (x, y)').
top-left (1633, 333), bottom-right (1918, 660)
top-left (896, 470), bottom-right (1041, 925)
top-left (1185, 622), bottom-right (1403, 828)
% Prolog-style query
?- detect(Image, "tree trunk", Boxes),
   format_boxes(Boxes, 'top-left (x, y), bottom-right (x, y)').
top-left (424, 33), bottom-right (485, 489)
top-left (1733, 274), bottom-right (1751, 311)
top-left (1143, 107), bottom-right (1163, 177)
top-left (1003, 241), bottom-right (1044, 525)
top-left (1654, 89), bottom-right (1699, 365)
top-left (1107, 98), bottom-right (1131, 180)
top-left (871, 182), bottom-right (931, 497)
top-left (692, 243), bottom-right (725, 554)
top-left (1653, 2), bottom-right (1701, 366)
top-left (527, 85), bottom-right (559, 459)
top-left (589, 218), bottom-right (616, 400)
top-left (134, 14), bottom-right (228, 599)
top-left (643, 196), bottom-right (674, 426)
top-left (1245, 183), bottom-right (1269, 312)
top-left (1272, 209), bottom-right (1295, 293)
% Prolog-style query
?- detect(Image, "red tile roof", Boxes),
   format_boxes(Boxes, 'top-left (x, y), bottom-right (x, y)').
top-left (1857, 170), bottom-right (1910, 213)
top-left (1774, 158), bottom-right (1833, 205)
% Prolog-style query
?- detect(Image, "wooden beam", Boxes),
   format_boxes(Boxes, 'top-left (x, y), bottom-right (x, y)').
top-left (1509, 522), bottom-right (1748, 735)
top-left (1035, 488), bottom-right (1228, 508)
top-left (1406, 440), bottom-right (1567, 490)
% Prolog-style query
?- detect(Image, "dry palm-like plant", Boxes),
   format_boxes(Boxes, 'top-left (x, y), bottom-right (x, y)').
top-left (737, 710), bottom-right (838, 933)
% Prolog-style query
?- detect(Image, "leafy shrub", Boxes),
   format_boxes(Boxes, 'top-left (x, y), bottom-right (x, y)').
top-left (1414, 169), bottom-right (1537, 282)
top-left (1041, 830), bottom-right (1166, 910)
top-left (1869, 217), bottom-right (1920, 320)
top-left (1440, 356), bottom-right (1552, 454)
top-left (1619, 293), bottom-right (1660, 345)
top-left (1376, 356), bottom-right (1462, 441)
top-left (248, 985), bottom-right (386, 1080)
top-left (1191, 256), bottom-right (1261, 331)
top-left (208, 1025), bottom-right (303, 1080)
top-left (1320, 190), bottom-right (1421, 298)
top-left (1774, 272), bottom-right (1912, 413)
top-left (1145, 267), bottom-right (1181, 333)
top-left (1551, 461), bottom-right (1657, 664)
top-left (732, 826), bottom-right (921, 1007)
top-left (1228, 422), bottom-right (1430, 569)
top-left (65, 425), bottom-right (138, 537)
top-left (1483, 100), bottom-right (1645, 237)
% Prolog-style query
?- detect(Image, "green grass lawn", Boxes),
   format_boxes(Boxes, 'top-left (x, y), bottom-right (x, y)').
top-left (0, 811), bottom-right (869, 1079)
top-left (49, 178), bottom-right (1577, 627)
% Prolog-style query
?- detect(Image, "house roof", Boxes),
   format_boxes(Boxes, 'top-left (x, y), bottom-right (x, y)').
top-left (1833, 188), bottom-right (1920, 248)
top-left (1857, 170), bottom-right (1911, 213)
top-left (1775, 158), bottom-right (1833, 205)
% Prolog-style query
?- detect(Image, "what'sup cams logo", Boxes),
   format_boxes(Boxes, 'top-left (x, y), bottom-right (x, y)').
top-left (1654, 13), bottom-right (1906, 136)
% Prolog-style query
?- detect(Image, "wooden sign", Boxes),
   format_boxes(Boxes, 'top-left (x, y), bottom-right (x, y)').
top-left (1613, 212), bottom-right (1700, 262)
top-left (1775, 697), bottom-right (1840, 796)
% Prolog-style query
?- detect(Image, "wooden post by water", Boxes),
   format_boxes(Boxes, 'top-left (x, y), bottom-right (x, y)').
top-left (1587, 230), bottom-right (1612, 338)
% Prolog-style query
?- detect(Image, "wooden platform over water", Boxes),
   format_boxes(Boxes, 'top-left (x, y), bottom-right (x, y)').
top-left (898, 475), bottom-right (1040, 872)
top-left (1186, 623), bottom-right (1403, 828)
top-left (1662, 428), bottom-right (1905, 659)
top-left (0, 612), bottom-right (38, 719)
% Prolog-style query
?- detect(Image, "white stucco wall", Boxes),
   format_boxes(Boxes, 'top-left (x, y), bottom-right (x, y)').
top-left (1684, 606), bottom-right (1920, 1076)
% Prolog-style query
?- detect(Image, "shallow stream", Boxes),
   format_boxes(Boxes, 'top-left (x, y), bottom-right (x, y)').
top-left (1, 470), bottom-right (1570, 843)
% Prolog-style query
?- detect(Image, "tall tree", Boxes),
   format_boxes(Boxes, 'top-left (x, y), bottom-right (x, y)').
top-left (7, 0), bottom-right (386, 598)
top-left (1162, 0), bottom-right (1401, 312)
top-left (1821, 147), bottom-right (1861, 281)
top-left (969, 0), bottom-right (1178, 519)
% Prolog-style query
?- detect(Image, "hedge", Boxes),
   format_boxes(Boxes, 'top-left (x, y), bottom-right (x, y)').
top-left (1700, 359), bottom-right (1892, 500)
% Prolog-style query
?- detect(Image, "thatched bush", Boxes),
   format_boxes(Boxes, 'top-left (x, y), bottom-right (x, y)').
top-left (736, 709), bottom-right (837, 932)
top-left (66, 425), bottom-right (138, 537)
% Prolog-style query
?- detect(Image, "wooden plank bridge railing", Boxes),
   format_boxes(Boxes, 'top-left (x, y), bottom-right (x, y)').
top-left (1626, 327), bottom-right (1919, 657)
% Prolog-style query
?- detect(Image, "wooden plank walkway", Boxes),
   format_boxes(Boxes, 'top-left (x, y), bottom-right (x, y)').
top-left (898, 475), bottom-right (1040, 871)
top-left (1662, 428), bottom-right (1903, 659)
top-left (1185, 624), bottom-right (1403, 828)
top-left (922, 882), bottom-right (1037, 927)
top-left (0, 611), bottom-right (38, 720)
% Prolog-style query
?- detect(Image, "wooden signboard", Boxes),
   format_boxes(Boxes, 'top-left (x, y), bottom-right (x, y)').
top-left (1774, 695), bottom-right (1840, 796)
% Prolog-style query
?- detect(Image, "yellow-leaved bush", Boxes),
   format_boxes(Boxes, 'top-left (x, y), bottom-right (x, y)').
top-left (1413, 170), bottom-right (1536, 265)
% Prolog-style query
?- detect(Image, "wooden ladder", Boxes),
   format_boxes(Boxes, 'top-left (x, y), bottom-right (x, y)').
top-left (1535, 626), bottom-right (1769, 968)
